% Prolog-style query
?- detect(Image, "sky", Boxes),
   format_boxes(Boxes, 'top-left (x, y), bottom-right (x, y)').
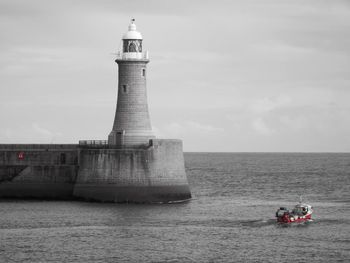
top-left (0, 0), bottom-right (349, 152)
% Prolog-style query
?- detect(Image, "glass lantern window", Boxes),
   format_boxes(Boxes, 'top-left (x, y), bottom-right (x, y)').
top-left (123, 40), bottom-right (142, 52)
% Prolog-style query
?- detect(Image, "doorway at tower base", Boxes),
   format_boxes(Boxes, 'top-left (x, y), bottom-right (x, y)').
top-left (73, 139), bottom-right (191, 203)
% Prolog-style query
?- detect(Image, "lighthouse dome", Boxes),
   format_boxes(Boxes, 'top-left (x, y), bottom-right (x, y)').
top-left (122, 19), bottom-right (143, 40)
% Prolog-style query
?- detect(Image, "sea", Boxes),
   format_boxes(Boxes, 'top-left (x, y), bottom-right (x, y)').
top-left (0, 153), bottom-right (349, 262)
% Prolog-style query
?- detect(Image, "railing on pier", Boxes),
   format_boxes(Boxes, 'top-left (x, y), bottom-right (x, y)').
top-left (78, 140), bottom-right (108, 148)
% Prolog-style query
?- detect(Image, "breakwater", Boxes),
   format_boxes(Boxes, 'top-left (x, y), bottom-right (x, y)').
top-left (0, 140), bottom-right (191, 203)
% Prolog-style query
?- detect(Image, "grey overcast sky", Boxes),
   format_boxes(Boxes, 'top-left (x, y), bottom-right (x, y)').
top-left (0, 0), bottom-right (349, 152)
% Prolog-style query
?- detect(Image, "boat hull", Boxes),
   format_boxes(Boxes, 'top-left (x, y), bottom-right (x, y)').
top-left (277, 213), bottom-right (312, 224)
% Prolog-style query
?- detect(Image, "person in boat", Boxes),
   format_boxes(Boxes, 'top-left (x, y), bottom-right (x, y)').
top-left (302, 206), bottom-right (308, 215)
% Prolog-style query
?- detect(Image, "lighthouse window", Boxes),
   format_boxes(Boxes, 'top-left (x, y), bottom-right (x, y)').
top-left (142, 69), bottom-right (146, 77)
top-left (123, 41), bottom-right (128, 52)
top-left (138, 41), bottom-right (142, 52)
top-left (122, 85), bottom-right (127, 93)
top-left (128, 42), bottom-right (137, 52)
top-left (123, 40), bottom-right (142, 53)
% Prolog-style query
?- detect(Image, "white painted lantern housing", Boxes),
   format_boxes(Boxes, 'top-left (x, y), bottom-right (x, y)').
top-left (121, 19), bottom-right (146, 60)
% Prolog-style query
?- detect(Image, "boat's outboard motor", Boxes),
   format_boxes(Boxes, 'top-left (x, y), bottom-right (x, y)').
top-left (276, 207), bottom-right (288, 217)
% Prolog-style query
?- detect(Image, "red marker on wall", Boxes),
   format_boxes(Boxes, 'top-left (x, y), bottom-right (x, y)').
top-left (18, 152), bottom-right (24, 160)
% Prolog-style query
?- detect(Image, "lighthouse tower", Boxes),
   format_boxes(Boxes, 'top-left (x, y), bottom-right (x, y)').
top-left (74, 20), bottom-right (191, 203)
top-left (108, 19), bottom-right (155, 147)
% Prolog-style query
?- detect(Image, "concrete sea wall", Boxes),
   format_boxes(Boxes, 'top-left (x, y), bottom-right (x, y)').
top-left (0, 141), bottom-right (191, 203)
top-left (74, 139), bottom-right (191, 203)
top-left (0, 144), bottom-right (78, 199)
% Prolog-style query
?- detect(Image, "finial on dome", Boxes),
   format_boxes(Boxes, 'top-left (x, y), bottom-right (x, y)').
top-left (128, 18), bottom-right (137, 31)
top-left (123, 18), bottom-right (142, 40)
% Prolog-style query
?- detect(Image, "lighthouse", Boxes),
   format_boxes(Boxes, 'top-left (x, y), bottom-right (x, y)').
top-left (0, 19), bottom-right (191, 203)
top-left (108, 19), bottom-right (155, 147)
top-left (73, 20), bottom-right (191, 203)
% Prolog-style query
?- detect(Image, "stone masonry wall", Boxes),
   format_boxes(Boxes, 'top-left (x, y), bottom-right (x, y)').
top-left (109, 60), bottom-right (155, 146)
top-left (113, 60), bottom-right (152, 131)
top-left (74, 139), bottom-right (191, 202)
top-left (0, 142), bottom-right (191, 202)
top-left (0, 144), bottom-right (78, 198)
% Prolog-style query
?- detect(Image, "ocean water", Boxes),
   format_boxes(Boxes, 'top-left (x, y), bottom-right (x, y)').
top-left (0, 153), bottom-right (349, 262)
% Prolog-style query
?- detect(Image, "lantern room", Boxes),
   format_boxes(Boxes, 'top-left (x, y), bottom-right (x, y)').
top-left (118, 19), bottom-right (148, 60)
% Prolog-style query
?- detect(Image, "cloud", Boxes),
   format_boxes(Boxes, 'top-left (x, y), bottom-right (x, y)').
top-left (252, 117), bottom-right (275, 136)
top-left (158, 121), bottom-right (223, 138)
top-left (278, 115), bottom-right (307, 132)
top-left (250, 95), bottom-right (292, 114)
top-left (0, 123), bottom-right (63, 143)
top-left (0, 128), bottom-right (12, 139)
top-left (186, 121), bottom-right (224, 133)
top-left (31, 123), bottom-right (62, 143)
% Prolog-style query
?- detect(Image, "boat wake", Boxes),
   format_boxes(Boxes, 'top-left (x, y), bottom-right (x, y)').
top-left (276, 219), bottom-right (314, 228)
top-left (239, 219), bottom-right (276, 228)
top-left (176, 218), bottom-right (278, 228)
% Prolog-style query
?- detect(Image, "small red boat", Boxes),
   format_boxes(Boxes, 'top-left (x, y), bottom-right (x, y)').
top-left (276, 201), bottom-right (313, 224)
